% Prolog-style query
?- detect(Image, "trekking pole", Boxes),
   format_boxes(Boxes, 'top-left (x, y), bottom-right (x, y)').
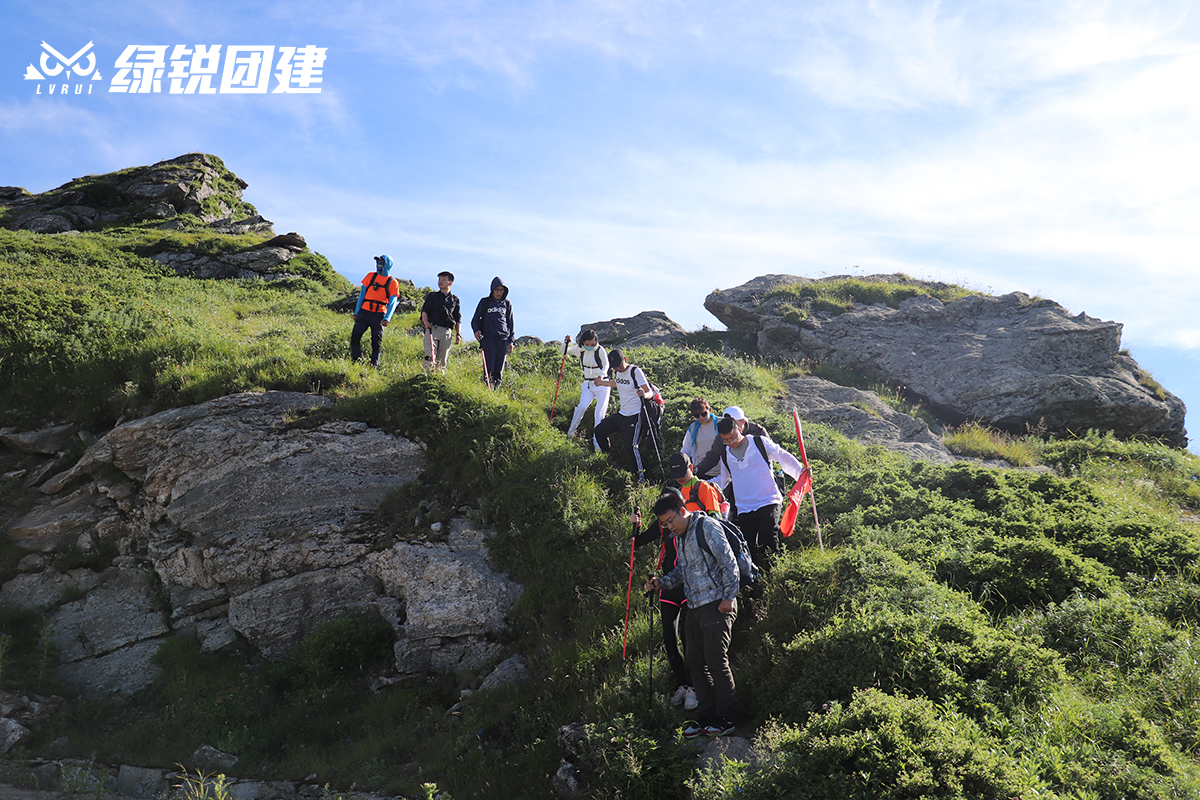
top-left (621, 517), bottom-right (637, 659)
top-left (646, 579), bottom-right (655, 707)
top-left (479, 342), bottom-right (492, 389)
top-left (549, 339), bottom-right (568, 424)
top-left (425, 326), bottom-right (434, 370)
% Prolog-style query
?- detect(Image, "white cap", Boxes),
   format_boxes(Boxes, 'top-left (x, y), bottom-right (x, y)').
top-left (721, 406), bottom-right (746, 421)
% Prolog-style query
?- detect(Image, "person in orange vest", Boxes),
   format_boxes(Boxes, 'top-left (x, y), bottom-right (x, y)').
top-left (351, 255), bottom-right (401, 367)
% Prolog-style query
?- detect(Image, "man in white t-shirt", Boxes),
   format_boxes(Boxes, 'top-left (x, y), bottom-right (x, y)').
top-left (593, 349), bottom-right (652, 482)
top-left (715, 415), bottom-right (802, 573)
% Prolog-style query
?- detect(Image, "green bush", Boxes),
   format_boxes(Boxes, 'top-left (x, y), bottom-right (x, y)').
top-left (724, 689), bottom-right (1035, 800)
top-left (746, 547), bottom-right (1064, 722)
top-left (573, 715), bottom-right (693, 800)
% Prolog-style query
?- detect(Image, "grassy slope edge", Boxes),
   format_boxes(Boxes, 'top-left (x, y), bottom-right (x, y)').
top-left (1, 225), bottom-right (1199, 799)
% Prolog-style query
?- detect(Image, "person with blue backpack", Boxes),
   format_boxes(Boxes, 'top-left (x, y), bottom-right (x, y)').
top-left (644, 490), bottom-right (740, 739)
top-left (680, 397), bottom-right (720, 480)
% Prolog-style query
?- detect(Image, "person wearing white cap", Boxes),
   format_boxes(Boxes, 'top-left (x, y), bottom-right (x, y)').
top-left (713, 414), bottom-right (802, 574)
top-left (693, 406), bottom-right (769, 486)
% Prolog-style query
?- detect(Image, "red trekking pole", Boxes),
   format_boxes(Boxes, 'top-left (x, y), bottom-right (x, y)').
top-left (550, 337), bottom-right (569, 423)
top-left (479, 342), bottom-right (491, 389)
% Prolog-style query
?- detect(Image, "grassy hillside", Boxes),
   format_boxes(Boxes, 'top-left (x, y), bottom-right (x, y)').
top-left (2, 215), bottom-right (1200, 799)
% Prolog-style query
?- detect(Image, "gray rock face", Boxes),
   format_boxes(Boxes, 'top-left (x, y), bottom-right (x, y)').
top-left (152, 243), bottom-right (301, 280)
top-left (3, 391), bottom-right (523, 696)
top-left (777, 376), bottom-right (957, 464)
top-left (582, 310), bottom-right (687, 348)
top-left (3, 153), bottom-right (256, 233)
top-left (706, 275), bottom-right (1187, 447)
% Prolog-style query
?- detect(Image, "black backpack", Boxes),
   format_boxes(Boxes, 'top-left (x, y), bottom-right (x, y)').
top-left (694, 515), bottom-right (760, 593)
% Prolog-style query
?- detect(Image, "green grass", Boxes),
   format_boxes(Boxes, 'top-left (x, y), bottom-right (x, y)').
top-left (765, 275), bottom-right (981, 317)
top-left (943, 421), bottom-right (1045, 466)
top-left (2, 192), bottom-right (1200, 798)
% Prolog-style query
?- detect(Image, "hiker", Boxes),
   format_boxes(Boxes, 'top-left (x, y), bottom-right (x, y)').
top-left (471, 277), bottom-right (515, 389)
top-left (593, 349), bottom-right (653, 482)
top-left (714, 414), bottom-right (803, 574)
top-left (694, 406), bottom-right (771, 516)
top-left (644, 490), bottom-right (739, 739)
top-left (557, 330), bottom-right (610, 450)
top-left (671, 452), bottom-right (724, 517)
top-left (680, 397), bottom-right (720, 480)
top-left (631, 487), bottom-right (695, 712)
top-left (351, 255), bottom-right (401, 368)
top-left (420, 270), bottom-right (462, 374)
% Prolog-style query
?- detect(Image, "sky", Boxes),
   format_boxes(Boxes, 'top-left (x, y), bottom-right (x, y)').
top-left (3, 1), bottom-right (1199, 447)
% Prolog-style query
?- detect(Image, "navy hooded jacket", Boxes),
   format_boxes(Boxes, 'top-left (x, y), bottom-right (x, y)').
top-left (471, 276), bottom-right (514, 343)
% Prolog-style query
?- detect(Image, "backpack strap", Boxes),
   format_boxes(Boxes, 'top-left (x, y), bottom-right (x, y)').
top-left (752, 435), bottom-right (769, 465)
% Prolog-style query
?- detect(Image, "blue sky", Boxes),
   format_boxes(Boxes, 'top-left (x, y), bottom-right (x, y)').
top-left (3, 1), bottom-right (1199, 446)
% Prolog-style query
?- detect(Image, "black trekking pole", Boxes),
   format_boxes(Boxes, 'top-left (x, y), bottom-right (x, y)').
top-left (645, 578), bottom-right (655, 708)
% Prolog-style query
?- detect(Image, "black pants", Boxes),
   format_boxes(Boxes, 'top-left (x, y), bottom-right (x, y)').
top-left (480, 336), bottom-right (509, 388)
top-left (595, 411), bottom-right (646, 477)
top-left (685, 600), bottom-right (737, 726)
top-left (735, 503), bottom-right (781, 574)
top-left (350, 310), bottom-right (385, 366)
top-left (661, 600), bottom-right (688, 689)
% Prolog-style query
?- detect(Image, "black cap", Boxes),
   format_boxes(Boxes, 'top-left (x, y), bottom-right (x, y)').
top-left (669, 452), bottom-right (691, 479)
top-left (437, 271), bottom-right (455, 281)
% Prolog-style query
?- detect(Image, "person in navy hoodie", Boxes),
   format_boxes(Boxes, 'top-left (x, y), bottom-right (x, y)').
top-left (471, 276), bottom-right (515, 389)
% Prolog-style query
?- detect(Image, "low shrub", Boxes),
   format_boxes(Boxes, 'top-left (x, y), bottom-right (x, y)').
top-left (720, 689), bottom-right (1035, 800)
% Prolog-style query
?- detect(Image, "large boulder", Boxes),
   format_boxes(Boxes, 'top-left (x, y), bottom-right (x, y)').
top-left (3, 391), bottom-right (524, 696)
top-left (581, 311), bottom-right (687, 348)
top-left (706, 275), bottom-right (1187, 447)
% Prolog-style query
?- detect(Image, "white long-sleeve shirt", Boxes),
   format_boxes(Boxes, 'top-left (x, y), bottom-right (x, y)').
top-left (557, 340), bottom-right (610, 381)
top-left (716, 434), bottom-right (802, 513)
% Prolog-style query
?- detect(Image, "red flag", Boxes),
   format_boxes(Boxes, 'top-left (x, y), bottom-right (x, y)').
top-left (779, 466), bottom-right (812, 536)
top-left (780, 411), bottom-right (818, 541)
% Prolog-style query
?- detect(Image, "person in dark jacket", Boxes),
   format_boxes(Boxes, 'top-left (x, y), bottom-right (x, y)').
top-left (471, 277), bottom-right (514, 389)
top-left (420, 270), bottom-right (461, 374)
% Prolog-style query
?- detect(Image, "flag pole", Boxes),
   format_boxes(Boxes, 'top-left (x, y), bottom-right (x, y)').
top-left (794, 412), bottom-right (823, 552)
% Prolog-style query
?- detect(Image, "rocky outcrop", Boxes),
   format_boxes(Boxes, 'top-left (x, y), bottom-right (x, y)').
top-left (777, 376), bottom-right (957, 464)
top-left (2, 392), bottom-right (523, 697)
top-left (151, 234), bottom-right (308, 280)
top-left (1, 154), bottom-right (257, 233)
top-left (706, 275), bottom-right (1187, 447)
top-left (581, 311), bottom-right (687, 348)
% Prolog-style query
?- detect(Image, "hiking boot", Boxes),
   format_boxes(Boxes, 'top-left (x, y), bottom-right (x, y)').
top-left (682, 722), bottom-right (706, 740)
top-left (683, 687), bottom-right (698, 710)
top-left (703, 720), bottom-right (735, 737)
top-left (670, 686), bottom-right (689, 707)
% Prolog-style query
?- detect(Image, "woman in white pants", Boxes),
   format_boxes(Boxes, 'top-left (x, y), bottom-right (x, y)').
top-left (558, 329), bottom-right (611, 450)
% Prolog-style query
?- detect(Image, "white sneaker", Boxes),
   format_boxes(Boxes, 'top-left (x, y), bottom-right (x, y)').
top-left (670, 685), bottom-right (689, 706)
top-left (684, 687), bottom-right (698, 710)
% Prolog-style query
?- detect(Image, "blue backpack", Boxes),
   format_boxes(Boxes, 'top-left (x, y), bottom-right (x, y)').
top-left (694, 515), bottom-right (759, 593)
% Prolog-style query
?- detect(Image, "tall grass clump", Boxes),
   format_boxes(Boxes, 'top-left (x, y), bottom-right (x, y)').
top-left (942, 421), bottom-right (1044, 466)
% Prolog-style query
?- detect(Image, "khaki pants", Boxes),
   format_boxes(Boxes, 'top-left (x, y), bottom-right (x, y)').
top-left (424, 326), bottom-right (454, 373)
